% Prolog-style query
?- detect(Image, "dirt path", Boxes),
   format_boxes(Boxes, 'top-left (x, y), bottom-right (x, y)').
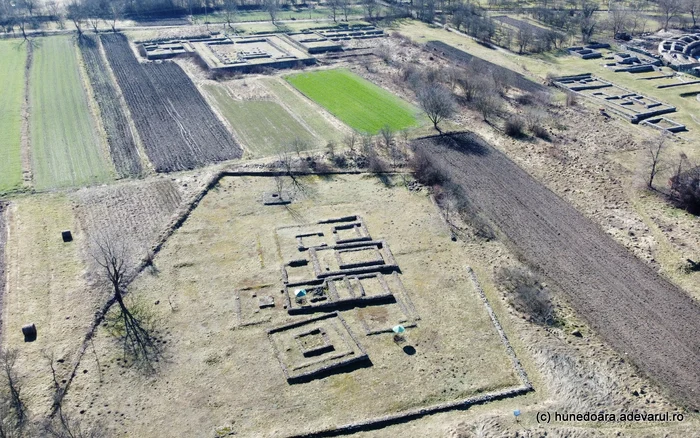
top-left (0, 202), bottom-right (6, 341)
top-left (414, 133), bottom-right (700, 411)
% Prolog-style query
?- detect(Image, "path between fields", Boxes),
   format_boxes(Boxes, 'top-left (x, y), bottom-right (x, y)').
top-left (0, 203), bottom-right (7, 343)
top-left (414, 133), bottom-right (700, 411)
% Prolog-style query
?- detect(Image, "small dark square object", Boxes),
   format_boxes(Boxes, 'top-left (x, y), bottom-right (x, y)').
top-left (22, 324), bottom-right (37, 342)
top-left (61, 231), bottom-right (73, 243)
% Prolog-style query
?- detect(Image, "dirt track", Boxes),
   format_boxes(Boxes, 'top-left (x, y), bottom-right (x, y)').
top-left (414, 133), bottom-right (700, 411)
top-left (0, 202), bottom-right (6, 339)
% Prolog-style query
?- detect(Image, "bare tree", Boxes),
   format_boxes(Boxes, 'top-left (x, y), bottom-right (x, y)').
top-left (379, 125), bottom-right (395, 150)
top-left (0, 349), bottom-right (26, 434)
top-left (108, 0), bottom-right (126, 33)
top-left (223, 0), bottom-right (238, 30)
top-left (473, 90), bottom-right (502, 122)
top-left (93, 237), bottom-right (160, 370)
top-left (579, 1), bottom-right (599, 43)
top-left (609, 5), bottom-right (630, 36)
top-left (23, 0), bottom-right (36, 16)
top-left (685, 0), bottom-right (700, 27)
top-left (658, 0), bottom-right (682, 29)
top-left (46, 1), bottom-right (65, 29)
top-left (416, 84), bottom-right (457, 133)
top-left (516, 26), bottom-right (533, 53)
top-left (67, 0), bottom-right (86, 36)
top-left (341, 0), bottom-right (351, 21)
top-left (363, 0), bottom-right (378, 21)
top-left (329, 0), bottom-right (339, 22)
top-left (647, 133), bottom-right (667, 189)
top-left (343, 131), bottom-right (357, 152)
top-left (264, 0), bottom-right (279, 23)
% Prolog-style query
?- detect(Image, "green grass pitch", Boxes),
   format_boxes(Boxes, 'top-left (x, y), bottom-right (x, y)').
top-left (0, 41), bottom-right (27, 193)
top-left (29, 36), bottom-right (112, 190)
top-left (286, 69), bottom-right (419, 134)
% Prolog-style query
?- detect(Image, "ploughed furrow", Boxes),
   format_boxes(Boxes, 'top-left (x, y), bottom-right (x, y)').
top-left (79, 35), bottom-right (143, 178)
top-left (100, 34), bottom-right (241, 172)
top-left (413, 133), bottom-right (700, 411)
top-left (425, 41), bottom-right (548, 95)
top-left (142, 62), bottom-right (241, 164)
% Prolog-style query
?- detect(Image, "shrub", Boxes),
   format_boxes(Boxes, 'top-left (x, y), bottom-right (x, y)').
top-left (409, 148), bottom-right (445, 185)
top-left (368, 153), bottom-right (389, 173)
top-left (332, 154), bottom-right (348, 168)
top-left (531, 123), bottom-right (550, 140)
top-left (504, 118), bottom-right (525, 137)
top-left (495, 266), bottom-right (556, 326)
top-left (672, 166), bottom-right (700, 214)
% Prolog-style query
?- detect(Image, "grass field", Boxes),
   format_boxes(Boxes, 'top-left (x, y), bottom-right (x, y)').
top-left (47, 174), bottom-right (520, 437)
top-left (286, 69), bottom-right (420, 134)
top-left (3, 194), bottom-right (96, 412)
top-left (29, 36), bottom-right (112, 189)
top-left (205, 83), bottom-right (319, 157)
top-left (262, 77), bottom-right (345, 141)
top-left (0, 41), bottom-right (27, 194)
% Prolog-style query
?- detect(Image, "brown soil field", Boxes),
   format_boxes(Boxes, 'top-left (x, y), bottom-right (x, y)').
top-left (414, 133), bottom-right (700, 411)
top-left (72, 178), bottom-right (185, 275)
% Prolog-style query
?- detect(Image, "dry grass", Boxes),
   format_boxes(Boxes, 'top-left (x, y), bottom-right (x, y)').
top-left (21, 174), bottom-right (522, 437)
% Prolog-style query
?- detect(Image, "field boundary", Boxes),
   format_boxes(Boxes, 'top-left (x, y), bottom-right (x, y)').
top-left (0, 202), bottom-right (7, 342)
top-left (21, 42), bottom-right (32, 189)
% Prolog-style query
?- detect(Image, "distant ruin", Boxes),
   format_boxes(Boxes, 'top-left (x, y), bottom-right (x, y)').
top-left (136, 25), bottom-right (386, 73)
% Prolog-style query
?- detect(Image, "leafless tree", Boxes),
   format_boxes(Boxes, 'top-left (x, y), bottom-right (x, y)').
top-left (343, 131), bottom-right (357, 152)
top-left (22, 0), bottom-right (36, 16)
top-left (647, 133), bottom-right (667, 188)
top-left (223, 0), bottom-right (238, 29)
top-left (516, 26), bottom-right (533, 53)
top-left (579, 1), bottom-right (599, 43)
top-left (329, 0), bottom-right (339, 22)
top-left (108, 0), bottom-right (126, 33)
top-left (277, 150), bottom-right (293, 174)
top-left (363, 0), bottom-right (378, 21)
top-left (379, 125), bottom-right (395, 150)
top-left (46, 1), bottom-right (65, 29)
top-left (609, 5), bottom-right (630, 36)
top-left (658, 0), bottom-right (683, 29)
top-left (685, 0), bottom-right (700, 27)
top-left (473, 90), bottom-right (502, 122)
top-left (93, 236), bottom-right (160, 370)
top-left (341, 0), bottom-right (351, 21)
top-left (67, 0), bottom-right (86, 36)
top-left (455, 72), bottom-right (481, 102)
top-left (416, 84), bottom-right (457, 133)
top-left (0, 349), bottom-right (26, 434)
top-left (264, 0), bottom-right (279, 23)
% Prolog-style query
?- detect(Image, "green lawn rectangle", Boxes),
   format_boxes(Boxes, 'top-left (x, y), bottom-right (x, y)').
top-left (286, 69), bottom-right (419, 134)
top-left (262, 77), bottom-right (343, 142)
top-left (0, 41), bottom-right (27, 193)
top-left (29, 37), bottom-right (112, 190)
top-left (205, 84), bottom-right (318, 157)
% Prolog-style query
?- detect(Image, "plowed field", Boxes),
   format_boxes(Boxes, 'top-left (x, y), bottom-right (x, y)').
top-left (101, 34), bottom-right (242, 172)
top-left (413, 133), bottom-right (700, 411)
